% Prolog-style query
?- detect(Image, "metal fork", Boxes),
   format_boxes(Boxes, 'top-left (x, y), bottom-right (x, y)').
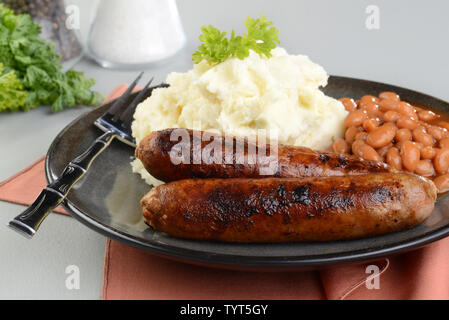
top-left (8, 73), bottom-right (155, 238)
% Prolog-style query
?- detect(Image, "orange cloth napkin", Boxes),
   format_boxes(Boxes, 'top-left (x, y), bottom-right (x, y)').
top-left (2, 85), bottom-right (449, 300)
top-left (102, 238), bottom-right (449, 300)
top-left (0, 156), bottom-right (68, 215)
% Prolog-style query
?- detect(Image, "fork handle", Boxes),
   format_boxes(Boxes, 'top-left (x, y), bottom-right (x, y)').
top-left (8, 131), bottom-right (116, 238)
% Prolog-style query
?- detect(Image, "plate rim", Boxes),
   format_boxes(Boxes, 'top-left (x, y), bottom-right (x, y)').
top-left (45, 75), bottom-right (449, 268)
top-left (54, 199), bottom-right (449, 268)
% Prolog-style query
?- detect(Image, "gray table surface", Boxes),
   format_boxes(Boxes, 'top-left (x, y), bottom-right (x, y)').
top-left (1, 0), bottom-right (448, 299)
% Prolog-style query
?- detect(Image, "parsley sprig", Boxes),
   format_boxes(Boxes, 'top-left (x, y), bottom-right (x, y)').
top-left (192, 15), bottom-right (280, 65)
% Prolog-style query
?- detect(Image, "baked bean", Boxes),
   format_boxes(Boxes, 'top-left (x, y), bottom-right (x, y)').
top-left (414, 160), bottom-right (435, 177)
top-left (352, 140), bottom-right (381, 162)
top-left (412, 127), bottom-right (435, 146)
top-left (354, 131), bottom-right (368, 141)
top-left (379, 91), bottom-right (400, 101)
top-left (379, 99), bottom-right (400, 112)
top-left (395, 140), bottom-right (410, 150)
top-left (344, 110), bottom-right (367, 127)
top-left (440, 138), bottom-right (449, 149)
top-left (414, 125), bottom-right (426, 133)
top-left (414, 106), bottom-right (424, 112)
top-left (332, 138), bottom-right (349, 154)
top-left (382, 110), bottom-right (401, 122)
top-left (395, 140), bottom-right (406, 150)
top-left (396, 140), bottom-right (422, 150)
top-left (363, 102), bottom-right (379, 118)
top-left (377, 143), bottom-right (393, 159)
top-left (339, 98), bottom-right (357, 112)
top-left (396, 116), bottom-right (418, 130)
top-left (345, 126), bottom-right (359, 144)
top-left (366, 123), bottom-right (397, 148)
top-left (421, 146), bottom-right (437, 160)
top-left (397, 102), bottom-right (417, 118)
top-left (386, 147), bottom-right (402, 170)
top-left (437, 121), bottom-right (449, 131)
top-left (434, 148), bottom-right (449, 174)
top-left (395, 128), bottom-right (412, 142)
top-left (427, 125), bottom-right (447, 140)
top-left (400, 141), bottom-right (420, 171)
top-left (351, 140), bottom-right (364, 157)
top-left (382, 121), bottom-right (396, 128)
top-left (363, 118), bottom-right (379, 132)
top-left (433, 174), bottom-right (449, 193)
top-left (414, 142), bottom-right (424, 150)
top-left (418, 110), bottom-right (437, 122)
top-left (360, 95), bottom-right (378, 106)
top-left (341, 91), bottom-right (449, 182)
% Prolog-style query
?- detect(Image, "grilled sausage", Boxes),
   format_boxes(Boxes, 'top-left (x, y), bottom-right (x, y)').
top-left (136, 129), bottom-right (395, 182)
top-left (141, 173), bottom-right (437, 242)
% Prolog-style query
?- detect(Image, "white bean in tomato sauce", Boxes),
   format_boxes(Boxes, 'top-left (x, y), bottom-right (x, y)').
top-left (338, 92), bottom-right (449, 193)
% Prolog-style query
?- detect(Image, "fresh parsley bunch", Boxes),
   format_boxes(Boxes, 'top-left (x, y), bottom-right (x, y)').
top-left (0, 63), bottom-right (27, 112)
top-left (0, 4), bottom-right (102, 112)
top-left (192, 15), bottom-right (280, 65)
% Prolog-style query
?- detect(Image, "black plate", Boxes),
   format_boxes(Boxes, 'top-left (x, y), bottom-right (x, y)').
top-left (45, 76), bottom-right (449, 270)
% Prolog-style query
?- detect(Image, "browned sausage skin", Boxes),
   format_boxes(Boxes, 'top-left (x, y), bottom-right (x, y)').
top-left (136, 128), bottom-right (395, 182)
top-left (141, 173), bottom-right (437, 242)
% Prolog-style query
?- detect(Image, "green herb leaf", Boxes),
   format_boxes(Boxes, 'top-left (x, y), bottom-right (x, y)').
top-left (244, 15), bottom-right (279, 58)
top-left (0, 4), bottom-right (103, 113)
top-left (192, 15), bottom-right (280, 65)
top-left (0, 63), bottom-right (27, 112)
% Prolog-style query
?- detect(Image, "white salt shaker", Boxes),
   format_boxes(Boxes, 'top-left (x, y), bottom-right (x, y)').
top-left (87, 0), bottom-right (186, 69)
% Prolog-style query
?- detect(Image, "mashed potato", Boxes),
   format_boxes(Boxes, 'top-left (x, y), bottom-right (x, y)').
top-left (131, 47), bottom-right (347, 186)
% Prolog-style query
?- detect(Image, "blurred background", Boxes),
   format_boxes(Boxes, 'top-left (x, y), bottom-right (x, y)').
top-left (2, 0), bottom-right (447, 98)
top-left (1, 0), bottom-right (447, 98)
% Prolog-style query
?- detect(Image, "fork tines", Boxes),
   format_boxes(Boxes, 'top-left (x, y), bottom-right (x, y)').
top-left (94, 72), bottom-right (157, 146)
top-left (119, 77), bottom-right (154, 126)
top-left (107, 72), bottom-right (144, 119)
